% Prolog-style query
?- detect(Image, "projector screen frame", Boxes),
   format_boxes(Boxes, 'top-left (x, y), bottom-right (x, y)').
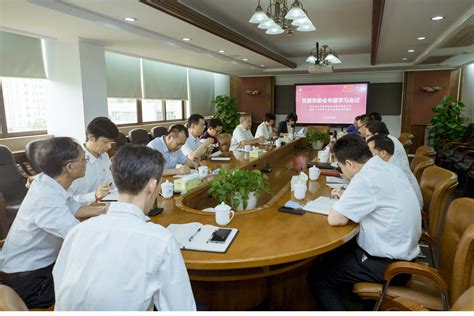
top-left (293, 81), bottom-right (369, 126)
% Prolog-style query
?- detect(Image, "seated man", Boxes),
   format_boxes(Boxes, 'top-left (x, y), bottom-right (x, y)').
top-left (71, 117), bottom-right (119, 204)
top-left (309, 134), bottom-right (421, 311)
top-left (53, 145), bottom-right (196, 311)
top-left (365, 121), bottom-right (410, 171)
top-left (369, 112), bottom-right (382, 121)
top-left (255, 113), bottom-right (276, 140)
top-left (354, 113), bottom-right (373, 138)
top-left (147, 124), bottom-right (198, 176)
top-left (200, 118), bottom-right (223, 154)
top-left (277, 113), bottom-right (298, 136)
top-left (0, 137), bottom-right (106, 309)
top-left (181, 114), bottom-right (214, 160)
top-left (230, 114), bottom-right (264, 151)
top-left (367, 134), bottom-right (423, 209)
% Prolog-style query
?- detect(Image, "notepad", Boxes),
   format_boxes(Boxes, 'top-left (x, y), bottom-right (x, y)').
top-left (167, 222), bottom-right (238, 253)
top-left (101, 189), bottom-right (118, 202)
top-left (326, 183), bottom-right (346, 189)
top-left (326, 176), bottom-right (349, 184)
top-left (303, 197), bottom-right (336, 215)
top-left (211, 157), bottom-right (231, 162)
top-left (210, 151), bottom-right (223, 157)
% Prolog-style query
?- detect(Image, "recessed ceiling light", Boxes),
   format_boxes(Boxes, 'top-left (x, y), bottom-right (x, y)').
top-left (417, 36), bottom-right (426, 40)
top-left (182, 37), bottom-right (191, 41)
top-left (260, 64), bottom-right (265, 67)
top-left (218, 50), bottom-right (225, 53)
top-left (408, 49), bottom-right (415, 53)
top-left (402, 57), bottom-right (408, 61)
top-left (243, 58), bottom-right (249, 61)
top-left (431, 16), bottom-right (444, 21)
top-left (124, 17), bottom-right (137, 22)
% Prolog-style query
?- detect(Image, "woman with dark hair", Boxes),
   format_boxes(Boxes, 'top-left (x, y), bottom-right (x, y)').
top-left (277, 113), bottom-right (298, 136)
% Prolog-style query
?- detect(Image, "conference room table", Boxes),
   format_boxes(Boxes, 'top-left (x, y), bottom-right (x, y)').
top-left (151, 137), bottom-right (358, 310)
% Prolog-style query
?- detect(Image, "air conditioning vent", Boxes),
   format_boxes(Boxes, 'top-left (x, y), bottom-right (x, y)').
top-left (440, 25), bottom-right (474, 48)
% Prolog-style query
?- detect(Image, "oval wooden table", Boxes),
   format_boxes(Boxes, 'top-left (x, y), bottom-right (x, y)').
top-left (151, 138), bottom-right (358, 310)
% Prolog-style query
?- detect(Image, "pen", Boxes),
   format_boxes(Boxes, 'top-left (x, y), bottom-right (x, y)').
top-left (188, 227), bottom-right (201, 242)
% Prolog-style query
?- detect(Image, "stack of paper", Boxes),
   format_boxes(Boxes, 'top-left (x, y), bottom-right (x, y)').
top-left (303, 197), bottom-right (336, 215)
top-left (326, 176), bottom-right (349, 184)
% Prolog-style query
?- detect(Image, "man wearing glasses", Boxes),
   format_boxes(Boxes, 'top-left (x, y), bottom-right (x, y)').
top-left (200, 118), bottom-right (223, 154)
top-left (70, 117), bottom-right (119, 204)
top-left (354, 114), bottom-right (373, 138)
top-left (0, 137), bottom-right (107, 309)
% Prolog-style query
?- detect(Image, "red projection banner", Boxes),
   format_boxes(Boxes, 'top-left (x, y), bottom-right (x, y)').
top-left (295, 83), bottom-right (368, 124)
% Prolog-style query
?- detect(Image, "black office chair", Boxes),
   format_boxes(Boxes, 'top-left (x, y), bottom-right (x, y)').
top-left (25, 139), bottom-right (49, 174)
top-left (128, 128), bottom-right (150, 145)
top-left (0, 146), bottom-right (27, 238)
top-left (150, 126), bottom-right (168, 139)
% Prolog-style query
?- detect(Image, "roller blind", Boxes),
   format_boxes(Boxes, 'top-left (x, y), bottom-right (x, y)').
top-left (189, 68), bottom-right (215, 115)
top-left (142, 59), bottom-right (188, 100)
top-left (0, 31), bottom-right (46, 78)
top-left (105, 52), bottom-right (141, 98)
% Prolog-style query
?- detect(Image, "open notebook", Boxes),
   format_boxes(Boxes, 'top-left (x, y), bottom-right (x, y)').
top-left (302, 197), bottom-right (337, 215)
top-left (167, 222), bottom-right (238, 253)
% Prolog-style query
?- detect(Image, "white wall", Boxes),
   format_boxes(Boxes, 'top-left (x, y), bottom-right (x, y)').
top-left (274, 71), bottom-right (404, 136)
top-left (461, 63), bottom-right (474, 124)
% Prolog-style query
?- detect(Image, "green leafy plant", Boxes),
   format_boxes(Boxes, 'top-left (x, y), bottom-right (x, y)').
top-left (208, 168), bottom-right (270, 210)
top-left (429, 96), bottom-right (467, 150)
top-left (212, 95), bottom-right (240, 133)
top-left (306, 129), bottom-right (329, 145)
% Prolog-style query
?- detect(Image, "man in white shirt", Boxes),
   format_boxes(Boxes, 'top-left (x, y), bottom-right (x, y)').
top-left (147, 124), bottom-right (199, 176)
top-left (70, 117), bottom-right (119, 205)
top-left (255, 113), bottom-right (276, 140)
top-left (367, 134), bottom-right (423, 209)
top-left (230, 114), bottom-right (264, 151)
top-left (53, 144), bottom-right (196, 311)
top-left (365, 121), bottom-right (410, 171)
top-left (309, 134), bottom-right (421, 311)
top-left (0, 137), bottom-right (107, 309)
top-left (181, 114), bottom-right (214, 160)
top-left (354, 113), bottom-right (373, 138)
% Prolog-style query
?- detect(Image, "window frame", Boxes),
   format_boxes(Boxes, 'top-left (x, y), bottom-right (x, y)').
top-left (112, 98), bottom-right (187, 127)
top-left (0, 80), bottom-right (48, 139)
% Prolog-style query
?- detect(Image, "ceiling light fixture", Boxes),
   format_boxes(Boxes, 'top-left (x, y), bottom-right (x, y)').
top-left (417, 36), bottom-right (426, 40)
top-left (306, 42), bottom-right (341, 66)
top-left (218, 50), bottom-right (225, 53)
top-left (260, 64), bottom-right (265, 67)
top-left (243, 58), bottom-right (249, 61)
top-left (249, 0), bottom-right (315, 35)
top-left (408, 49), bottom-right (415, 53)
top-left (124, 17), bottom-right (137, 22)
top-left (402, 57), bottom-right (408, 61)
top-left (182, 37), bottom-right (191, 41)
top-left (431, 16), bottom-right (444, 21)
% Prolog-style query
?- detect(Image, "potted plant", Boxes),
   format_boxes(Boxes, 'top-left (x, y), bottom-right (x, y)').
top-left (212, 95), bottom-right (240, 133)
top-left (429, 96), bottom-right (468, 150)
top-left (306, 129), bottom-right (329, 150)
top-left (208, 168), bottom-right (270, 211)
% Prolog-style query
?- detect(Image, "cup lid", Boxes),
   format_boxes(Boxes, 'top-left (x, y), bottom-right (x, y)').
top-left (162, 180), bottom-right (173, 187)
top-left (215, 202), bottom-right (231, 211)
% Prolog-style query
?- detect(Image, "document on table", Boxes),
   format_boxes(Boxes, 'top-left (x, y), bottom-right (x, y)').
top-left (326, 176), bottom-right (349, 184)
top-left (326, 183), bottom-right (346, 189)
top-left (303, 197), bottom-right (336, 215)
top-left (101, 189), bottom-right (118, 202)
top-left (211, 157), bottom-right (231, 161)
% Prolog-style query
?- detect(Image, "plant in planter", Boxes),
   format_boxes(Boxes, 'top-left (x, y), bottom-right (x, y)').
top-left (429, 96), bottom-right (468, 150)
top-left (306, 129), bottom-right (329, 150)
top-left (208, 168), bottom-right (270, 211)
top-left (212, 95), bottom-right (240, 133)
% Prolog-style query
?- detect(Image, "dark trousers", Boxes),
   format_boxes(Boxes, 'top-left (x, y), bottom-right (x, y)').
top-left (0, 263), bottom-right (55, 309)
top-left (308, 241), bottom-right (404, 311)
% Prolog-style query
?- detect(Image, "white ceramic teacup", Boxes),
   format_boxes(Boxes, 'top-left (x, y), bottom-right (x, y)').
top-left (294, 182), bottom-right (307, 200)
top-left (215, 202), bottom-right (235, 226)
top-left (309, 165), bottom-right (321, 181)
top-left (198, 165), bottom-right (209, 178)
top-left (244, 145), bottom-right (252, 152)
top-left (160, 180), bottom-right (173, 199)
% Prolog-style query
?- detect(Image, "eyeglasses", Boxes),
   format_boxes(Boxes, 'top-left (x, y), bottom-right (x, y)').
top-left (356, 124), bottom-right (366, 131)
top-left (63, 156), bottom-right (89, 166)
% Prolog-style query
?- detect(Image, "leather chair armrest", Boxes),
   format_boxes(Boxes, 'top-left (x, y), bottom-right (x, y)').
top-left (383, 261), bottom-right (448, 291)
top-left (420, 230), bottom-right (435, 247)
top-left (442, 141), bottom-right (465, 150)
top-left (459, 150), bottom-right (474, 163)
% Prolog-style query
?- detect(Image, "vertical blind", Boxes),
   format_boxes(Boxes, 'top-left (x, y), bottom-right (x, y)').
top-left (105, 52), bottom-right (142, 98)
top-left (142, 59), bottom-right (188, 100)
top-left (0, 31), bottom-right (46, 78)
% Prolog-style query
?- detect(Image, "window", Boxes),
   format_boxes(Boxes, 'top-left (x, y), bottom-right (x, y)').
top-left (0, 77), bottom-right (47, 137)
top-left (107, 98), bottom-right (186, 125)
top-left (107, 98), bottom-right (137, 125)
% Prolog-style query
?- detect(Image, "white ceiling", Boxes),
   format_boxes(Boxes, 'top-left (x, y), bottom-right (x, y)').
top-left (0, 0), bottom-right (473, 76)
